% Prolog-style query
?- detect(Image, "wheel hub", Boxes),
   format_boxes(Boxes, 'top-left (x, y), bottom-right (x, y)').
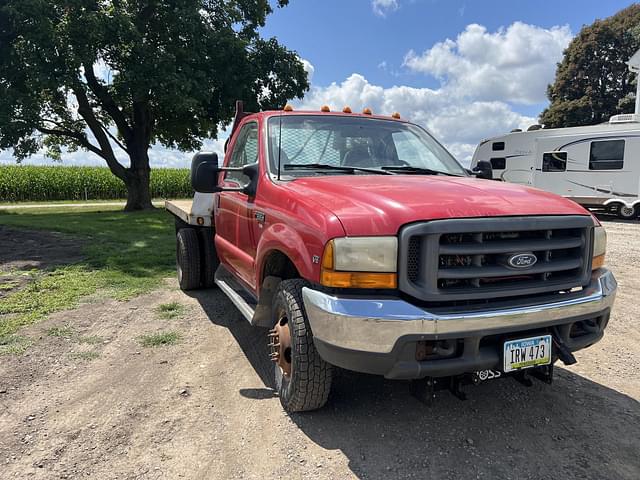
top-left (620, 205), bottom-right (635, 217)
top-left (268, 316), bottom-right (292, 377)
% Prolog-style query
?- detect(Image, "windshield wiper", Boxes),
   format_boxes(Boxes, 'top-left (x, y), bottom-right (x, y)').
top-left (379, 165), bottom-right (462, 177)
top-left (283, 163), bottom-right (393, 175)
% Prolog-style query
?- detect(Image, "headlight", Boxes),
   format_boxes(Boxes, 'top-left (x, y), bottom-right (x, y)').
top-left (320, 237), bottom-right (397, 288)
top-left (592, 225), bottom-right (606, 270)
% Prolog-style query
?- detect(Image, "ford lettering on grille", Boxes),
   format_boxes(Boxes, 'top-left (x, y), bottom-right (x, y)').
top-left (508, 253), bottom-right (537, 268)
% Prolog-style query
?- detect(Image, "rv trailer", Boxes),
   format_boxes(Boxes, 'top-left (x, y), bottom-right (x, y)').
top-left (471, 48), bottom-right (640, 220)
top-left (470, 116), bottom-right (640, 219)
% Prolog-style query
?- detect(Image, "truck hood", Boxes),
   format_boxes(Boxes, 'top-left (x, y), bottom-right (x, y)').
top-left (283, 175), bottom-right (590, 236)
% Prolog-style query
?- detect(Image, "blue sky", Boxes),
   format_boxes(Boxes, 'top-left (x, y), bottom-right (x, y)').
top-left (262, 1), bottom-right (628, 88)
top-left (1, 0), bottom-right (637, 168)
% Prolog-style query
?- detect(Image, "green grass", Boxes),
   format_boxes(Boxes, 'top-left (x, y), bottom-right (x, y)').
top-left (0, 281), bottom-right (19, 290)
top-left (156, 301), bottom-right (186, 320)
top-left (46, 325), bottom-right (75, 338)
top-left (0, 335), bottom-right (32, 355)
top-left (69, 351), bottom-right (100, 361)
top-left (0, 205), bottom-right (176, 344)
top-left (77, 335), bottom-right (104, 345)
top-left (0, 165), bottom-right (191, 202)
top-left (139, 331), bottom-right (181, 347)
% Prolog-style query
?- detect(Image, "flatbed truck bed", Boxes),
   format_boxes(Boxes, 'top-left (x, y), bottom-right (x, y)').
top-left (165, 197), bottom-right (213, 227)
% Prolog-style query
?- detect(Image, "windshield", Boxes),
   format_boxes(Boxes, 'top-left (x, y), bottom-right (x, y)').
top-left (267, 115), bottom-right (467, 177)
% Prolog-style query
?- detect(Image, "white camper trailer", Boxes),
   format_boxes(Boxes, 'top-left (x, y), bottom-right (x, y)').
top-left (471, 48), bottom-right (640, 219)
top-left (470, 117), bottom-right (640, 219)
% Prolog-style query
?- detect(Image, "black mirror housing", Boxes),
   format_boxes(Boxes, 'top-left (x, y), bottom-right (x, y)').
top-left (472, 160), bottom-right (493, 180)
top-left (191, 151), bottom-right (260, 195)
top-left (191, 152), bottom-right (220, 193)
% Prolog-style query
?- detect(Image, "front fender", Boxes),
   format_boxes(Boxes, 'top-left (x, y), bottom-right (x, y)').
top-left (256, 223), bottom-right (321, 289)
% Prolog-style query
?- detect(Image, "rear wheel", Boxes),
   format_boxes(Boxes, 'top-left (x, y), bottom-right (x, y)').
top-left (198, 228), bottom-right (218, 288)
top-left (617, 204), bottom-right (638, 220)
top-left (176, 228), bottom-right (201, 290)
top-left (269, 279), bottom-right (332, 412)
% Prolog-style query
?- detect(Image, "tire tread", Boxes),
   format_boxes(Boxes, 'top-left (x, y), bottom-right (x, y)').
top-left (275, 279), bottom-right (332, 412)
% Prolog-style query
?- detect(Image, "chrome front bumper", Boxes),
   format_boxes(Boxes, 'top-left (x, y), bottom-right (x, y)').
top-left (302, 269), bottom-right (617, 355)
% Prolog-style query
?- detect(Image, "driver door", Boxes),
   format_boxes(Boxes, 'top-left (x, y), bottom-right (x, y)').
top-left (215, 121), bottom-right (259, 288)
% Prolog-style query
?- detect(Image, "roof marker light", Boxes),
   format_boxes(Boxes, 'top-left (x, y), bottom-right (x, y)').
top-left (391, 112), bottom-right (401, 119)
top-left (320, 105), bottom-right (330, 112)
top-left (342, 106), bottom-right (352, 113)
top-left (283, 104), bottom-right (293, 111)
top-left (363, 107), bottom-right (372, 115)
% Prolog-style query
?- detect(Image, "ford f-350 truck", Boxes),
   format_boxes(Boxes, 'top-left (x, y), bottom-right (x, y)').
top-left (166, 102), bottom-right (617, 412)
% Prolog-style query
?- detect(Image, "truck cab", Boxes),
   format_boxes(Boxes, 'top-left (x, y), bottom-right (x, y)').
top-left (167, 103), bottom-right (616, 412)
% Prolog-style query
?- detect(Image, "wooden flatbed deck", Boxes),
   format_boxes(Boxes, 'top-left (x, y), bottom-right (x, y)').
top-left (165, 199), bottom-right (212, 227)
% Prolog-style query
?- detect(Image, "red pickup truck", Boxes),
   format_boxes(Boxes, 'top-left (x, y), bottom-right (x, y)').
top-left (166, 102), bottom-right (617, 412)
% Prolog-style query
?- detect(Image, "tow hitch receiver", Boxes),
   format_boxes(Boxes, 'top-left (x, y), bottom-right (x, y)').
top-left (410, 364), bottom-right (554, 405)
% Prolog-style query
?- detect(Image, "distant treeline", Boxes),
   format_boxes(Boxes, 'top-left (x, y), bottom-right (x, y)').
top-left (0, 165), bottom-right (192, 202)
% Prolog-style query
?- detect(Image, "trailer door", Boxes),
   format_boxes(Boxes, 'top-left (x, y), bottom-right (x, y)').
top-left (532, 137), bottom-right (576, 197)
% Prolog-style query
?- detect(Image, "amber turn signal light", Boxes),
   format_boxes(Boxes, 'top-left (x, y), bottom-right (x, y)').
top-left (592, 254), bottom-right (605, 270)
top-left (320, 270), bottom-right (397, 289)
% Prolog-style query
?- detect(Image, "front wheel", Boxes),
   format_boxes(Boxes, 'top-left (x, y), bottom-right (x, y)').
top-left (269, 279), bottom-right (333, 412)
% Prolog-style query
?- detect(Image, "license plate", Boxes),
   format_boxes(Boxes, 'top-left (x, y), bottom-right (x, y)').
top-left (503, 335), bottom-right (552, 373)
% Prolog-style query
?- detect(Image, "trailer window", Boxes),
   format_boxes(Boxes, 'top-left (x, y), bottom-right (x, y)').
top-left (542, 152), bottom-right (567, 172)
top-left (492, 142), bottom-right (505, 151)
top-left (490, 158), bottom-right (506, 169)
top-left (589, 140), bottom-right (624, 170)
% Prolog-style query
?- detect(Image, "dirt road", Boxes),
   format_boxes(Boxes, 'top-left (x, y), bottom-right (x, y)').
top-left (1, 219), bottom-right (639, 479)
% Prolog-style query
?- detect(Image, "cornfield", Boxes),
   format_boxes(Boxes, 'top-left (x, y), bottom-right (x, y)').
top-left (0, 165), bottom-right (192, 202)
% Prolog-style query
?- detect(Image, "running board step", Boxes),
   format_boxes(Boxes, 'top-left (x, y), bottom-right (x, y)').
top-left (214, 267), bottom-right (257, 324)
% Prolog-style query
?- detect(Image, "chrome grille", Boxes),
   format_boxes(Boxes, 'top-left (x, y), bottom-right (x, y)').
top-left (398, 216), bottom-right (593, 302)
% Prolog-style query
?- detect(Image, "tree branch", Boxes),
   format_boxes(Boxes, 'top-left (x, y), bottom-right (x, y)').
top-left (72, 84), bottom-right (128, 180)
top-left (84, 64), bottom-right (134, 143)
top-left (35, 126), bottom-right (104, 158)
top-left (100, 124), bottom-right (130, 155)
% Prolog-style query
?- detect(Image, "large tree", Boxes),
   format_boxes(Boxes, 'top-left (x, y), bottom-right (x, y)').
top-left (0, 0), bottom-right (308, 210)
top-left (541, 4), bottom-right (640, 128)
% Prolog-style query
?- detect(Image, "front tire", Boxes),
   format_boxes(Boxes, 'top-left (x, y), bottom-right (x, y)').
top-left (270, 279), bottom-right (332, 412)
top-left (176, 228), bottom-right (201, 290)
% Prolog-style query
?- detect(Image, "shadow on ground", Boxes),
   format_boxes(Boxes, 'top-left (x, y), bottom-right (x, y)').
top-left (191, 288), bottom-right (640, 480)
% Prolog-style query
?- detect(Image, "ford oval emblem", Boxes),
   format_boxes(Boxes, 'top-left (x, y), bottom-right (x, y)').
top-left (507, 253), bottom-right (537, 268)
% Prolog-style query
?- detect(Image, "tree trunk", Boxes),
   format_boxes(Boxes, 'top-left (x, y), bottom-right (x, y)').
top-left (123, 151), bottom-right (154, 211)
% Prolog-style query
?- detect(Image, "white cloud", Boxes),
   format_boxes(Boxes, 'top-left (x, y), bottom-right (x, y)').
top-left (403, 22), bottom-right (572, 105)
top-left (372, 0), bottom-right (398, 17)
top-left (296, 70), bottom-right (536, 166)
top-left (301, 58), bottom-right (315, 83)
top-left (1, 22), bottom-right (567, 169)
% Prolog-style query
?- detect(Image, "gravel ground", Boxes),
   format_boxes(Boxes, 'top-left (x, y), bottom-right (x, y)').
top-left (0, 218), bottom-right (639, 479)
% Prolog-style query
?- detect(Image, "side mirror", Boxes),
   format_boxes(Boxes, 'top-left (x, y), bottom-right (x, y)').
top-left (191, 152), bottom-right (220, 193)
top-left (472, 160), bottom-right (493, 180)
top-left (191, 151), bottom-right (260, 196)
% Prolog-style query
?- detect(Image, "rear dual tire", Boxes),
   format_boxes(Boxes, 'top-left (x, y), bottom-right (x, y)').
top-left (176, 228), bottom-right (201, 290)
top-left (176, 227), bottom-right (219, 291)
